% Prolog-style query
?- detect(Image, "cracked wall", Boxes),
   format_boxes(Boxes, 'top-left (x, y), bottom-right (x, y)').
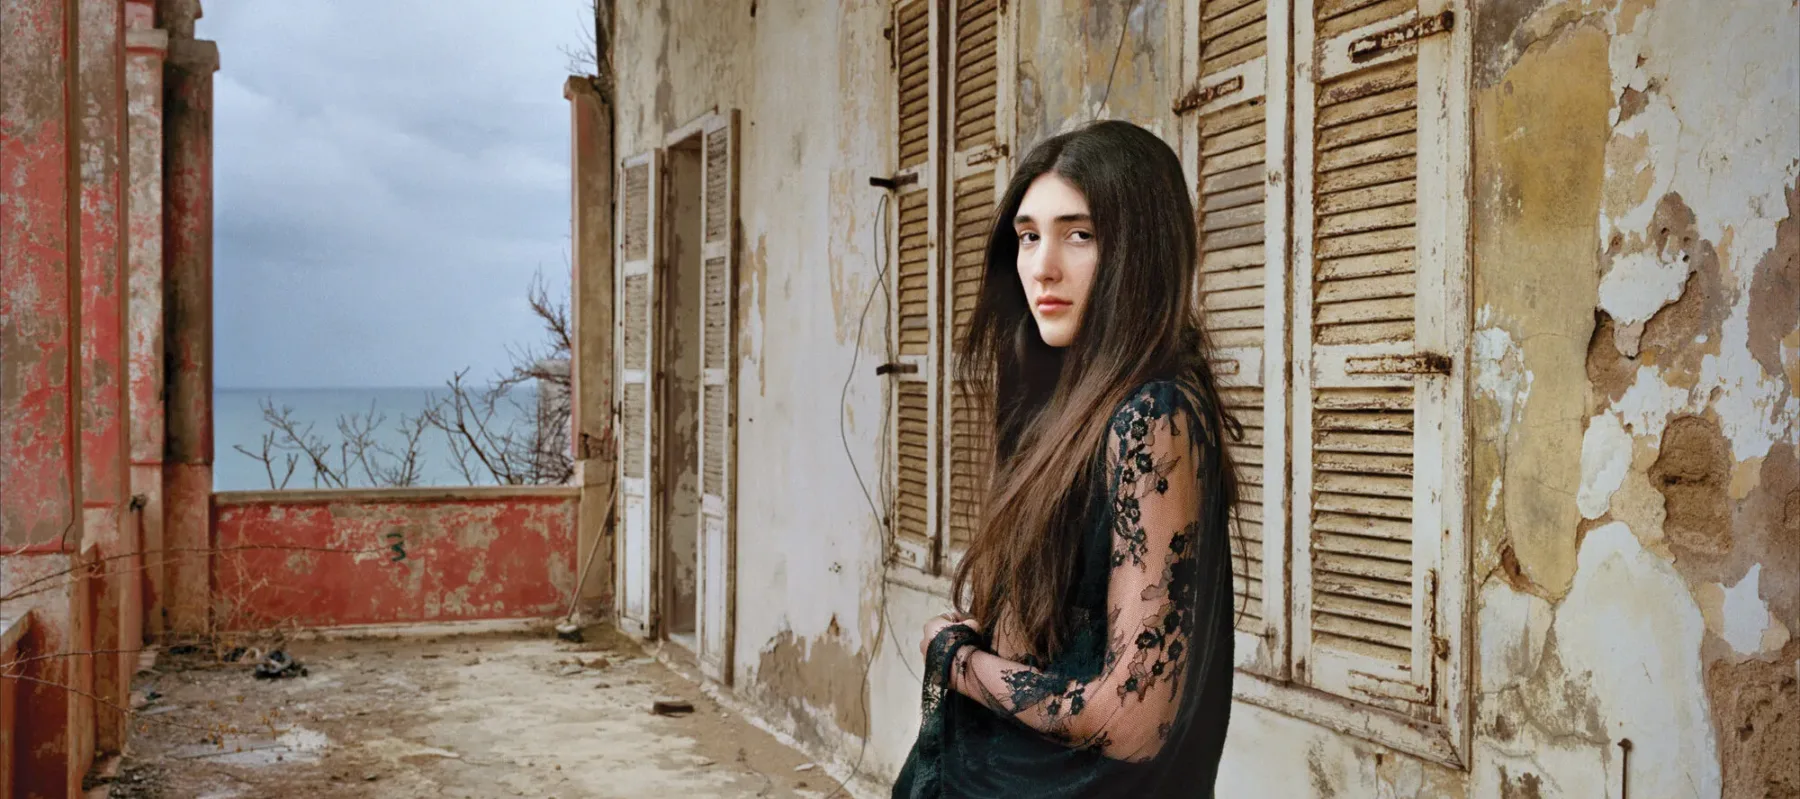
top-left (1467, 0), bottom-right (1799, 797)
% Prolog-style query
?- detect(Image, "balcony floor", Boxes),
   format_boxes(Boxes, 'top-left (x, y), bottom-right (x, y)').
top-left (102, 625), bottom-right (833, 798)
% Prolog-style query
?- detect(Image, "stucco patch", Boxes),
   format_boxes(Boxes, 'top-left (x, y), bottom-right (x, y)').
top-left (1471, 20), bottom-right (1611, 598)
top-left (1577, 412), bottom-right (1630, 519)
top-left (1704, 640), bottom-right (1799, 798)
top-left (1478, 577), bottom-right (1555, 694)
top-left (753, 626), bottom-right (870, 747)
top-left (1746, 183), bottom-right (1800, 380)
top-left (1649, 415), bottom-right (1732, 558)
top-left (1552, 522), bottom-right (1719, 798)
top-left (1720, 565), bottom-right (1778, 651)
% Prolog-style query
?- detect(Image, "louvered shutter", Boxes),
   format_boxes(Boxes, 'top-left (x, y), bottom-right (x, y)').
top-left (941, 0), bottom-right (1005, 572)
top-left (1291, 0), bottom-right (1469, 723)
top-left (1183, 0), bottom-right (1293, 680)
top-left (696, 112), bottom-right (739, 683)
top-left (890, 0), bottom-right (944, 571)
top-left (616, 150), bottom-right (662, 638)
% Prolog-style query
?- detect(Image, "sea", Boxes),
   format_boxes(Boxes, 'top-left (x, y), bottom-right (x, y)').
top-left (213, 386), bottom-right (538, 491)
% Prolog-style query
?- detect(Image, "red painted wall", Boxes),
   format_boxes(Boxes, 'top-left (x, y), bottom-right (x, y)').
top-left (212, 488), bottom-right (580, 630)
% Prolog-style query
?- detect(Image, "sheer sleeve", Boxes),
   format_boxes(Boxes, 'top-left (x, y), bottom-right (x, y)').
top-left (947, 385), bottom-right (1207, 761)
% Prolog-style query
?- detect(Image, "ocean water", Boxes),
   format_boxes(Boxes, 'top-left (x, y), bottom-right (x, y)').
top-left (214, 386), bottom-right (539, 491)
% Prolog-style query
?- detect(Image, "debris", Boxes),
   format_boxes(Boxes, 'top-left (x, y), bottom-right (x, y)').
top-left (167, 644), bottom-right (199, 656)
top-left (253, 650), bottom-right (308, 680)
top-left (554, 621), bottom-right (584, 642)
top-left (651, 698), bottom-right (695, 716)
top-left (558, 665), bottom-right (584, 677)
top-left (364, 773), bottom-right (380, 782)
top-left (795, 763), bottom-right (816, 772)
top-left (696, 757), bottom-right (715, 767)
top-left (584, 657), bottom-right (611, 670)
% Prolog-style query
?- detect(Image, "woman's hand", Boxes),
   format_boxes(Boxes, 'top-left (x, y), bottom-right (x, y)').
top-left (920, 612), bottom-right (984, 659)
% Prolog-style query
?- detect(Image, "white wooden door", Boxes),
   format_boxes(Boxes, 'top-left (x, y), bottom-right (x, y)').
top-left (616, 149), bottom-right (662, 638)
top-left (695, 111), bottom-right (739, 683)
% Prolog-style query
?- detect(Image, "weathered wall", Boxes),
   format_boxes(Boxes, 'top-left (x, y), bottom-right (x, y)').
top-left (610, 0), bottom-right (1189, 781)
top-left (1463, 0), bottom-right (1798, 797)
top-left (212, 488), bottom-right (579, 629)
top-left (0, 551), bottom-right (96, 799)
top-left (609, 0), bottom-right (1797, 794)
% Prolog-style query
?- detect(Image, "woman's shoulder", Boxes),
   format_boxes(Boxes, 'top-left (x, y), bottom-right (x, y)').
top-left (1106, 378), bottom-right (1206, 449)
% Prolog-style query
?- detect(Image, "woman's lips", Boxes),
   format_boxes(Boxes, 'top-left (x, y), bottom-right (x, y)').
top-left (1035, 298), bottom-right (1070, 313)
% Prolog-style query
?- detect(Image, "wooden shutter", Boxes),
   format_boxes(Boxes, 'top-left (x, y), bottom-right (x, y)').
top-left (696, 112), bottom-right (739, 683)
top-left (1182, 0), bottom-right (1293, 680)
top-left (616, 149), bottom-right (662, 638)
top-left (890, 0), bottom-right (943, 572)
top-left (941, 0), bottom-right (1005, 571)
top-left (1291, 0), bottom-right (1468, 726)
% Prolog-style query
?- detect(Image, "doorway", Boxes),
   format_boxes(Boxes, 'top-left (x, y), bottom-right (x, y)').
top-left (658, 134), bottom-right (705, 652)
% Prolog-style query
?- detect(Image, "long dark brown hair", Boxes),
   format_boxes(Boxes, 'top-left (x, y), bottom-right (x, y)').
top-left (951, 120), bottom-right (1241, 659)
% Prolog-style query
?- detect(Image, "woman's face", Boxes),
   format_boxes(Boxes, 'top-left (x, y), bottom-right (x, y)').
top-left (1013, 172), bottom-right (1097, 349)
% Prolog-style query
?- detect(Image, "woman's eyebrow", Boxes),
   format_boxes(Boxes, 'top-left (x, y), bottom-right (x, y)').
top-left (1013, 212), bottom-right (1093, 226)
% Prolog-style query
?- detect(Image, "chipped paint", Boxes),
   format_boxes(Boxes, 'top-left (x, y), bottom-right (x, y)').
top-left (211, 485), bottom-right (579, 629)
top-left (212, 489), bottom-right (579, 629)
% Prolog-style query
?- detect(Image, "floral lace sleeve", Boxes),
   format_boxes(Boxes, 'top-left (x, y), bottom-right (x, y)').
top-left (946, 384), bottom-right (1207, 761)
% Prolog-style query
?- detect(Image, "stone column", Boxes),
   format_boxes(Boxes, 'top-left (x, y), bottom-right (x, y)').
top-left (162, 23), bottom-right (217, 638)
top-left (1, 0), bottom-right (88, 792)
top-left (566, 76), bottom-right (616, 611)
top-left (78, 0), bottom-right (135, 755)
top-left (125, 0), bottom-right (168, 640)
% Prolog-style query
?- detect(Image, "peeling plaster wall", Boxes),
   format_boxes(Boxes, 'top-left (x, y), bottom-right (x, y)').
top-left (1465, 1), bottom-right (1798, 798)
top-left (212, 489), bottom-right (578, 630)
top-left (609, 0), bottom-right (1796, 793)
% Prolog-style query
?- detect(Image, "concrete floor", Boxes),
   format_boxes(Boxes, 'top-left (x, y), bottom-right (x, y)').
top-left (98, 624), bottom-right (856, 798)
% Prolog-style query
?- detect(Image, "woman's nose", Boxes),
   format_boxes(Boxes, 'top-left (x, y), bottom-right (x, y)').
top-left (1030, 243), bottom-right (1062, 284)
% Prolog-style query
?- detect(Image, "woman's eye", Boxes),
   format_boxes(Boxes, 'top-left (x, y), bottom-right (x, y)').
top-left (1018, 231), bottom-right (1040, 244)
top-left (1069, 230), bottom-right (1094, 243)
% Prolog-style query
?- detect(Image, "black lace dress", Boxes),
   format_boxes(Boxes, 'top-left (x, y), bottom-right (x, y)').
top-left (893, 379), bottom-right (1236, 799)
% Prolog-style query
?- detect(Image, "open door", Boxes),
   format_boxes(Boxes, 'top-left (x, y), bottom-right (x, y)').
top-left (695, 111), bottom-right (739, 683)
top-left (616, 149), bottom-right (662, 639)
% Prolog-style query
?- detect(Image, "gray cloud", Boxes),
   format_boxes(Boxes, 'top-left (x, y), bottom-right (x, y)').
top-left (200, 0), bottom-right (591, 388)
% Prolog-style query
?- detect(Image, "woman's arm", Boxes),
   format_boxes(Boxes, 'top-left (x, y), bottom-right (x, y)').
top-left (946, 392), bottom-right (1206, 760)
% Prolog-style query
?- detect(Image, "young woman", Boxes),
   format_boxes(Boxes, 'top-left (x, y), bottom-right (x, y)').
top-left (892, 120), bottom-right (1242, 798)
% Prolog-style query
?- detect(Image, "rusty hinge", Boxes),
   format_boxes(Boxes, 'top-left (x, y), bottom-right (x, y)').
top-left (967, 143), bottom-right (1009, 167)
top-left (1350, 10), bottom-right (1454, 63)
top-left (876, 362), bottom-right (920, 376)
top-left (1173, 74), bottom-right (1245, 115)
top-left (1345, 351), bottom-right (1453, 376)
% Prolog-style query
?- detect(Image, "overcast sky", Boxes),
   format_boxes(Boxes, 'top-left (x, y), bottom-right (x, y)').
top-left (200, 1), bottom-right (590, 389)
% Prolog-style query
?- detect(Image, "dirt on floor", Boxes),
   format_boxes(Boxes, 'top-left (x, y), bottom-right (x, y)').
top-left (97, 623), bottom-right (845, 798)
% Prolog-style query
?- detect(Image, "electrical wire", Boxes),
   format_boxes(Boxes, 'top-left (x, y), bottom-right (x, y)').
top-left (822, 187), bottom-right (914, 799)
top-left (1094, 0), bottom-right (1143, 121)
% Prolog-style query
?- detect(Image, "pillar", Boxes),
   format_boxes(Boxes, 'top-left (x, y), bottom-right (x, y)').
top-left (161, 14), bottom-right (216, 637)
top-left (1, 0), bottom-right (89, 792)
top-left (78, 0), bottom-right (135, 755)
top-left (125, 0), bottom-right (168, 640)
top-left (566, 76), bottom-right (616, 611)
